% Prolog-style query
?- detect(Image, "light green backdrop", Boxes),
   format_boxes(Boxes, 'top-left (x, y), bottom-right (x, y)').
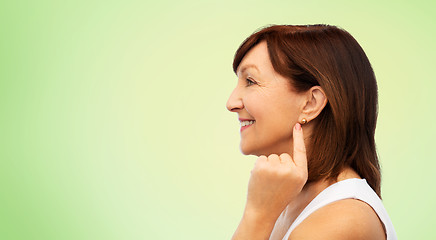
top-left (1, 0), bottom-right (435, 239)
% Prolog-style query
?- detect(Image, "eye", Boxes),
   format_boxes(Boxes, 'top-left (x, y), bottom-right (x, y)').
top-left (246, 78), bottom-right (256, 86)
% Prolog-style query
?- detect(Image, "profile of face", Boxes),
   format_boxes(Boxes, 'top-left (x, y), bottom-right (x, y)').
top-left (226, 41), bottom-right (308, 156)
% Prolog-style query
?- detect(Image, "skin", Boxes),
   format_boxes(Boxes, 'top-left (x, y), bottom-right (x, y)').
top-left (226, 41), bottom-right (386, 240)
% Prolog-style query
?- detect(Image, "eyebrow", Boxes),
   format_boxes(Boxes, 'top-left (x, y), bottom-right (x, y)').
top-left (237, 64), bottom-right (260, 75)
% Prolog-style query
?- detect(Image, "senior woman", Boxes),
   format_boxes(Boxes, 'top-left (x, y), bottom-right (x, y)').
top-left (226, 25), bottom-right (397, 240)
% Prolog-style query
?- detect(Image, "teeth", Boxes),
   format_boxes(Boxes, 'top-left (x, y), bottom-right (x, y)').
top-left (240, 120), bottom-right (255, 127)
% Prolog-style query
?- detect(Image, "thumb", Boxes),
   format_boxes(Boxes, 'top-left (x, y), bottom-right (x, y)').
top-left (292, 123), bottom-right (307, 169)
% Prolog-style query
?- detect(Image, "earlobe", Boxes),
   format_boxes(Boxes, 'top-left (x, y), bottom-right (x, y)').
top-left (301, 86), bottom-right (328, 122)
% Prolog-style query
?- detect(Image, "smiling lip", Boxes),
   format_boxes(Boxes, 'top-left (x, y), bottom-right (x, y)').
top-left (239, 118), bottom-right (254, 121)
top-left (239, 118), bottom-right (255, 132)
top-left (240, 124), bottom-right (253, 132)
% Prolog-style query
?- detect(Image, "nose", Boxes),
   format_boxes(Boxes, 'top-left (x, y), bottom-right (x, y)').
top-left (226, 87), bottom-right (243, 112)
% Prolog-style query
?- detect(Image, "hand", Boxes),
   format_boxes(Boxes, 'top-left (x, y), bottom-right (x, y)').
top-left (244, 123), bottom-right (308, 222)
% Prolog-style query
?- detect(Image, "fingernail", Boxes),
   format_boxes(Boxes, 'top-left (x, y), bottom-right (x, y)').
top-left (295, 123), bottom-right (301, 130)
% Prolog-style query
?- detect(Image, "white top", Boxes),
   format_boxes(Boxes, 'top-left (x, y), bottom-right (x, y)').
top-left (282, 178), bottom-right (397, 240)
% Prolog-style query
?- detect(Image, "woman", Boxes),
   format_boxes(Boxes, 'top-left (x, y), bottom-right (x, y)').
top-left (226, 25), bottom-right (397, 240)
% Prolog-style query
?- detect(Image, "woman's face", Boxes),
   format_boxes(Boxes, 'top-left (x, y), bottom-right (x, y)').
top-left (226, 41), bottom-right (306, 156)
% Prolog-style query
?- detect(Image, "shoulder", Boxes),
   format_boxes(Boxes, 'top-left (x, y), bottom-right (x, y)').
top-left (289, 199), bottom-right (386, 240)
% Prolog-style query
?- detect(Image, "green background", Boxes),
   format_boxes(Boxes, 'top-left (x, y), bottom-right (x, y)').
top-left (1, 0), bottom-right (435, 239)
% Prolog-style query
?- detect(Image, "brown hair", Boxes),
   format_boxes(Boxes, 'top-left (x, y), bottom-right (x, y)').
top-left (233, 25), bottom-right (381, 196)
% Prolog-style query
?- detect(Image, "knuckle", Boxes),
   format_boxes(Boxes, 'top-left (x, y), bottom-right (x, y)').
top-left (279, 153), bottom-right (290, 160)
top-left (269, 154), bottom-right (281, 163)
top-left (257, 155), bottom-right (267, 163)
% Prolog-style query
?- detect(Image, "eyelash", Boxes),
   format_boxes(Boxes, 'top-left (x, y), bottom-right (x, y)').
top-left (246, 78), bottom-right (256, 86)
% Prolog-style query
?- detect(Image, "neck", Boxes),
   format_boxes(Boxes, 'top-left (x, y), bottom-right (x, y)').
top-left (284, 167), bottom-right (361, 224)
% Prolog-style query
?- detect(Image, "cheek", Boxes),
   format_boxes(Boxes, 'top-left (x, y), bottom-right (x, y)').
top-left (243, 94), bottom-right (265, 118)
top-left (245, 91), bottom-right (300, 129)
top-left (259, 100), bottom-right (299, 131)
top-left (278, 95), bottom-right (301, 120)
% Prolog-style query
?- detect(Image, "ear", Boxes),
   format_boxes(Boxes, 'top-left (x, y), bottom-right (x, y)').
top-left (301, 86), bottom-right (328, 122)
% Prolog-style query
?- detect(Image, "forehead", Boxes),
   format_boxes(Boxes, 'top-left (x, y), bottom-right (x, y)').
top-left (237, 41), bottom-right (273, 76)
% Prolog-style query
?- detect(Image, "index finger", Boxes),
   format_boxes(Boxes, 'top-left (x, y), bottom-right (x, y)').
top-left (292, 123), bottom-right (307, 168)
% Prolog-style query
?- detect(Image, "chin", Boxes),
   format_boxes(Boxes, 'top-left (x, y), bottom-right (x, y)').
top-left (240, 143), bottom-right (283, 157)
top-left (240, 143), bottom-right (254, 156)
top-left (240, 143), bottom-right (264, 156)
top-left (239, 147), bottom-right (251, 156)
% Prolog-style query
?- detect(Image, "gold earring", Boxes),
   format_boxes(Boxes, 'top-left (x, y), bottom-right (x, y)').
top-left (301, 118), bottom-right (307, 125)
